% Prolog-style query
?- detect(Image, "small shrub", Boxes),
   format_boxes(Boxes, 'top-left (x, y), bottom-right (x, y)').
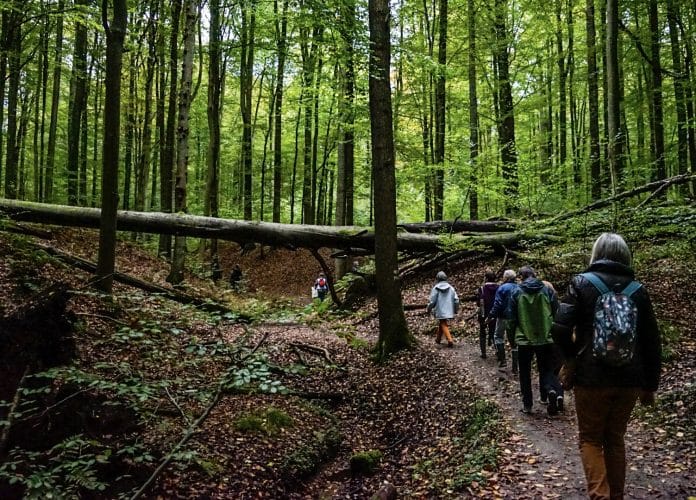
top-left (349, 449), bottom-right (382, 475)
top-left (233, 407), bottom-right (294, 435)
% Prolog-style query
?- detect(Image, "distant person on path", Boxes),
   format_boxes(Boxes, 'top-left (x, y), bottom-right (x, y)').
top-left (487, 269), bottom-right (518, 370)
top-left (477, 270), bottom-right (499, 358)
top-left (507, 266), bottom-right (562, 415)
top-left (426, 271), bottom-right (460, 348)
top-left (313, 272), bottom-right (329, 301)
top-left (229, 264), bottom-right (242, 291)
top-left (552, 233), bottom-right (661, 499)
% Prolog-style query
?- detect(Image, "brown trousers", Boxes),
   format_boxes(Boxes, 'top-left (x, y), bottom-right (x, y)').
top-left (574, 386), bottom-right (640, 500)
top-left (436, 319), bottom-right (454, 344)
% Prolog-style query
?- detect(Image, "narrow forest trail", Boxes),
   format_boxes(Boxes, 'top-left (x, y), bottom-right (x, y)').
top-left (433, 321), bottom-right (691, 499)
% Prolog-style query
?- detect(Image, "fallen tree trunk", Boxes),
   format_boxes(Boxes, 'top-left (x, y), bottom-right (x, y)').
top-left (398, 219), bottom-right (515, 233)
top-left (549, 173), bottom-right (696, 223)
top-left (33, 243), bottom-right (245, 318)
top-left (0, 199), bottom-right (557, 253)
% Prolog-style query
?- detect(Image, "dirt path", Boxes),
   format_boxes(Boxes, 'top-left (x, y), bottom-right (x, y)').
top-left (435, 326), bottom-right (687, 499)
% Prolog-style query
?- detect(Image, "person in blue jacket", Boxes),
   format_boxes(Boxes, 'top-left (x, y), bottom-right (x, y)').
top-left (487, 269), bottom-right (518, 370)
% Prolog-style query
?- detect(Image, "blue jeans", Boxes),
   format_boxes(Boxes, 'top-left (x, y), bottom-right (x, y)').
top-left (518, 343), bottom-right (563, 408)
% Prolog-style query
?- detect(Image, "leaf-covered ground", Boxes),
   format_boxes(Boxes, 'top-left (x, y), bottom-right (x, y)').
top-left (0, 224), bottom-right (694, 499)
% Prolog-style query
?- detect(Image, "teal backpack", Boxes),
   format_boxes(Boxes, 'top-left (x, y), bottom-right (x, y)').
top-left (581, 272), bottom-right (642, 367)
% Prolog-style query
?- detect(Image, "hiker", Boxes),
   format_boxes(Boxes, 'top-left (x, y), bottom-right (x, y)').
top-left (426, 271), bottom-right (459, 348)
top-left (313, 272), bottom-right (329, 301)
top-left (477, 270), bottom-right (499, 358)
top-left (229, 264), bottom-right (242, 291)
top-left (551, 232), bottom-right (661, 499)
top-left (487, 269), bottom-right (518, 370)
top-left (507, 266), bottom-right (562, 415)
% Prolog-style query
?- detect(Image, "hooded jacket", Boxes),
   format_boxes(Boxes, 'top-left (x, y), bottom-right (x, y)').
top-left (427, 281), bottom-right (460, 320)
top-left (551, 259), bottom-right (661, 391)
top-left (488, 281), bottom-right (518, 319)
top-left (508, 277), bottom-right (558, 346)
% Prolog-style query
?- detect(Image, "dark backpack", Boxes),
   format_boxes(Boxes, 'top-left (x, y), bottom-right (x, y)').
top-left (581, 272), bottom-right (642, 367)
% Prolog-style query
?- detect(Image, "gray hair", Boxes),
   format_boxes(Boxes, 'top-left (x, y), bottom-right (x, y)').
top-left (436, 271), bottom-right (447, 281)
top-left (518, 266), bottom-right (536, 279)
top-left (502, 269), bottom-right (516, 282)
top-left (590, 232), bottom-right (632, 266)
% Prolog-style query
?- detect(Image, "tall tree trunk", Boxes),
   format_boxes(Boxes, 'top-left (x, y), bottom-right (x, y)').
top-left (67, 0), bottom-right (88, 206)
top-left (555, 0), bottom-right (568, 189)
top-left (45, 0), bottom-right (64, 202)
top-left (123, 51), bottom-right (136, 209)
top-left (272, 0), bottom-right (288, 223)
top-left (666, 0), bottom-right (688, 196)
top-left (605, 0), bottom-right (623, 194)
top-left (240, 0), bottom-right (256, 221)
top-left (433, 0), bottom-right (447, 220)
top-left (159, 0), bottom-right (182, 259)
top-left (368, 0), bottom-right (412, 359)
top-left (680, 21), bottom-right (696, 191)
top-left (95, 0), bottom-right (127, 294)
top-left (494, 0), bottom-right (518, 212)
top-left (300, 23), bottom-right (320, 224)
top-left (467, 0), bottom-right (479, 219)
top-left (648, 0), bottom-right (666, 184)
top-left (168, 0), bottom-right (198, 285)
top-left (0, 11), bottom-right (8, 191)
top-left (136, 20), bottom-right (156, 213)
top-left (205, 0), bottom-right (221, 275)
top-left (3, 5), bottom-right (21, 199)
top-left (586, 0), bottom-right (601, 199)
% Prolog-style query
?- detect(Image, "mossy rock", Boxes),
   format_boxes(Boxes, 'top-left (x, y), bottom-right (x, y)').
top-left (349, 449), bottom-right (383, 475)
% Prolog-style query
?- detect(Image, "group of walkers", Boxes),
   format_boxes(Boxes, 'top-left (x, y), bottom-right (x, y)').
top-left (427, 232), bottom-right (662, 500)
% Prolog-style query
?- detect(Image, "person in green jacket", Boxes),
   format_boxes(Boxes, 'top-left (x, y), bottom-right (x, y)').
top-left (507, 266), bottom-right (562, 415)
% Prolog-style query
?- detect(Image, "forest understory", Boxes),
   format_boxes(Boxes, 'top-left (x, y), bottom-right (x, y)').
top-left (0, 204), bottom-right (695, 499)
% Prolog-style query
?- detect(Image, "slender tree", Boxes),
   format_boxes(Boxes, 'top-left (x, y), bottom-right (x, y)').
top-left (3, 2), bottom-right (21, 199)
top-left (168, 0), bottom-right (198, 285)
top-left (494, 0), bottom-right (518, 212)
top-left (67, 0), bottom-right (89, 206)
top-left (586, 0), bottom-right (601, 199)
top-left (605, 0), bottom-right (623, 193)
top-left (272, 0), bottom-right (288, 223)
top-left (648, 0), bottom-right (666, 184)
top-left (205, 0), bottom-right (221, 276)
top-left (95, 0), bottom-right (127, 294)
top-left (666, 0), bottom-right (688, 194)
top-left (433, 0), bottom-right (447, 220)
top-left (467, 0), bottom-right (479, 219)
top-left (369, 0), bottom-right (412, 359)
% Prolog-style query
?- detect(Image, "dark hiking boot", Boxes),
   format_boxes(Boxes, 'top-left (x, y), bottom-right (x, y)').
top-left (511, 349), bottom-right (519, 375)
top-left (447, 342), bottom-right (454, 348)
top-left (495, 344), bottom-right (507, 367)
top-left (520, 405), bottom-right (532, 414)
top-left (557, 396), bottom-right (564, 412)
top-left (547, 390), bottom-right (558, 416)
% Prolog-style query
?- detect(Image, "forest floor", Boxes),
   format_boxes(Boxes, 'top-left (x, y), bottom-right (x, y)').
top-left (0, 224), bottom-right (695, 499)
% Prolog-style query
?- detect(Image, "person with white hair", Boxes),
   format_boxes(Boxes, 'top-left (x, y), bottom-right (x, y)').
top-left (487, 269), bottom-right (519, 370)
top-left (552, 232), bottom-right (661, 499)
top-left (426, 271), bottom-right (459, 348)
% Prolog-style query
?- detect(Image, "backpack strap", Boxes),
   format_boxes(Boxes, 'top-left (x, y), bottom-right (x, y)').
top-left (581, 272), bottom-right (642, 297)
top-left (580, 272), bottom-right (609, 294)
top-left (621, 280), bottom-right (642, 297)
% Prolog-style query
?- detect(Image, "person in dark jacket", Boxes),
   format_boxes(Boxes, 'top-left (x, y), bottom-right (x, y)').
top-left (551, 232), bottom-right (661, 500)
top-left (488, 269), bottom-right (518, 370)
top-left (477, 270), bottom-right (499, 358)
top-left (508, 266), bottom-right (562, 415)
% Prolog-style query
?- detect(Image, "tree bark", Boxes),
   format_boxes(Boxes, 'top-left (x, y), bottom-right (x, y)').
top-left (605, 0), bottom-right (623, 193)
top-left (494, 0), bottom-right (518, 212)
top-left (168, 0), bottom-right (198, 285)
top-left (272, 0), bottom-right (288, 223)
top-left (666, 0), bottom-right (688, 195)
top-left (433, 0), bottom-right (447, 221)
top-left (3, 4), bottom-right (21, 199)
top-left (467, 0), bottom-right (479, 220)
top-left (95, 0), bottom-right (127, 294)
top-left (0, 199), bottom-right (561, 258)
top-left (648, 0), bottom-right (666, 184)
top-left (586, 0), bottom-right (601, 199)
top-left (368, 0), bottom-right (412, 359)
